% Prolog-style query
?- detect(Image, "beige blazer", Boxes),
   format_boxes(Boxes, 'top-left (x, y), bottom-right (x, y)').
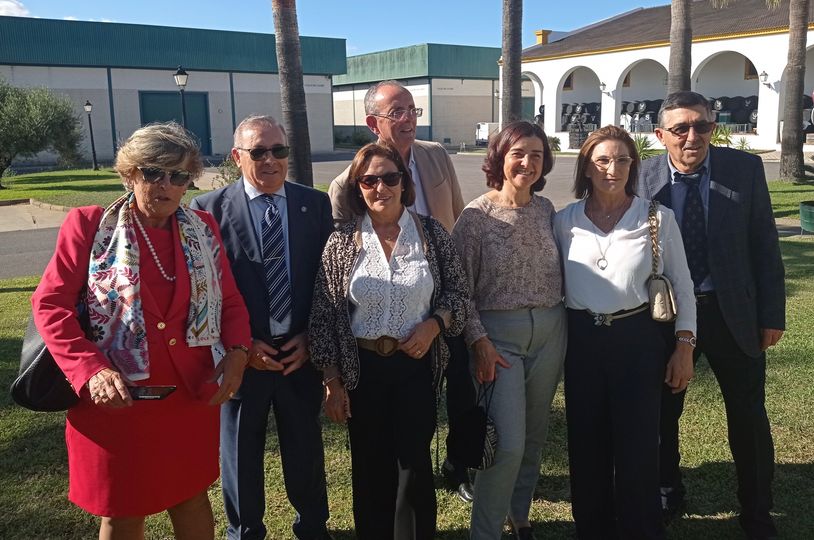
top-left (328, 139), bottom-right (465, 232)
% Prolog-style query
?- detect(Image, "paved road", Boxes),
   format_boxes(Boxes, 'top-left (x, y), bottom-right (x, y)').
top-left (0, 154), bottom-right (789, 279)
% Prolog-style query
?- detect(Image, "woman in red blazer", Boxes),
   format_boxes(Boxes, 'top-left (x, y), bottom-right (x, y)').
top-left (31, 122), bottom-right (251, 540)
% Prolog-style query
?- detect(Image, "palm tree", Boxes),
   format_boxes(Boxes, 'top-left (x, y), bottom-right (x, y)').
top-left (501, 0), bottom-right (523, 125)
top-left (778, 0), bottom-right (808, 180)
top-left (271, 0), bottom-right (313, 186)
top-left (668, 0), bottom-right (692, 94)
top-left (711, 1), bottom-right (807, 180)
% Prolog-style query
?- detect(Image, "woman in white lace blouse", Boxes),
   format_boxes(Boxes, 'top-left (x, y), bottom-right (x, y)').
top-left (452, 121), bottom-right (566, 540)
top-left (309, 143), bottom-right (469, 539)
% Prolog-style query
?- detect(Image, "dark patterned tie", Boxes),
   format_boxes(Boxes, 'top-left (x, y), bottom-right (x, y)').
top-left (260, 194), bottom-right (291, 321)
top-left (675, 169), bottom-right (709, 288)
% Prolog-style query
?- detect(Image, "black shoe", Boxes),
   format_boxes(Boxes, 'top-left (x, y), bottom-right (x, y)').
top-left (456, 480), bottom-right (474, 503)
top-left (513, 526), bottom-right (536, 540)
top-left (661, 489), bottom-right (685, 524)
top-left (739, 512), bottom-right (778, 540)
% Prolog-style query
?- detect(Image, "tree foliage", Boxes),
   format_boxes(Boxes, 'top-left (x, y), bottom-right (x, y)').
top-left (0, 78), bottom-right (83, 185)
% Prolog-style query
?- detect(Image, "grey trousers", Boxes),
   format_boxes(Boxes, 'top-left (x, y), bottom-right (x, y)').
top-left (469, 304), bottom-right (567, 540)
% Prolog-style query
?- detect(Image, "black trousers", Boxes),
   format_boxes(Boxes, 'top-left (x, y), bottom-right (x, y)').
top-left (444, 335), bottom-right (476, 478)
top-left (347, 349), bottom-right (437, 540)
top-left (565, 309), bottom-right (666, 540)
top-left (659, 295), bottom-right (776, 536)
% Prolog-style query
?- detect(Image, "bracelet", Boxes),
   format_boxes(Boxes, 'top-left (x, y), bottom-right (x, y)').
top-left (676, 335), bottom-right (697, 348)
top-left (227, 344), bottom-right (250, 355)
top-left (430, 313), bottom-right (446, 333)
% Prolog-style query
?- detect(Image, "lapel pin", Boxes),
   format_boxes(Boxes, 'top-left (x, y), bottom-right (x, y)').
top-left (301, 206), bottom-right (308, 213)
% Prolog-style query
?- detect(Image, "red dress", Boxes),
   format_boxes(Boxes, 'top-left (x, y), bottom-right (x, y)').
top-left (32, 207), bottom-right (251, 517)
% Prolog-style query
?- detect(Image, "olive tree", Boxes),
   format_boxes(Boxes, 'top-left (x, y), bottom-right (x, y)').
top-left (0, 78), bottom-right (83, 186)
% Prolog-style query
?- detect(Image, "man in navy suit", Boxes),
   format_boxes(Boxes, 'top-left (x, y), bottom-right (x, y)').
top-left (192, 115), bottom-right (334, 540)
top-left (639, 92), bottom-right (785, 540)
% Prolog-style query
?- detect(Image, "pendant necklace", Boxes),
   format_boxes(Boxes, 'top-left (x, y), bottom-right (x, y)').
top-left (586, 198), bottom-right (630, 271)
top-left (133, 213), bottom-right (176, 282)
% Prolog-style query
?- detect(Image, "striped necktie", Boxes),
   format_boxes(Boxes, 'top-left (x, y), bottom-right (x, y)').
top-left (675, 168), bottom-right (709, 288)
top-left (260, 194), bottom-right (291, 321)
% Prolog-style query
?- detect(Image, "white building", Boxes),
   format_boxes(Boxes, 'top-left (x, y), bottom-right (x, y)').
top-left (0, 16), bottom-right (346, 164)
top-left (514, 0), bottom-right (814, 149)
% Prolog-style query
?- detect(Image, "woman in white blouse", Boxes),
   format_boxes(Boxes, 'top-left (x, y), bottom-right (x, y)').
top-left (552, 125), bottom-right (696, 539)
top-left (309, 143), bottom-right (469, 540)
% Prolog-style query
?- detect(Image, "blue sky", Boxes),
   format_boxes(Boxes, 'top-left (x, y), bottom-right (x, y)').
top-left (1, 0), bottom-right (669, 55)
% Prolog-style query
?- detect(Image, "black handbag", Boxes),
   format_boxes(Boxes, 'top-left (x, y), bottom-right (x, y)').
top-left (447, 381), bottom-right (498, 470)
top-left (10, 297), bottom-right (90, 412)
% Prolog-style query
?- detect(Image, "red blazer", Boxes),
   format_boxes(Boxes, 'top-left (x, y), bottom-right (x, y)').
top-left (32, 206), bottom-right (251, 398)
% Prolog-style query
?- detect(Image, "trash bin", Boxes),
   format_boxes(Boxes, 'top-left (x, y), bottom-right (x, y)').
top-left (801, 201), bottom-right (814, 233)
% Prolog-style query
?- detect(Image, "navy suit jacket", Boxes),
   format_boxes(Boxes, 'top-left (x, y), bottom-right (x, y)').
top-left (191, 180), bottom-right (334, 344)
top-left (638, 146), bottom-right (785, 358)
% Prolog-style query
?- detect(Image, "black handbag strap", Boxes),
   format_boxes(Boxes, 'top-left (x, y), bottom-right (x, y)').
top-left (477, 381), bottom-right (496, 415)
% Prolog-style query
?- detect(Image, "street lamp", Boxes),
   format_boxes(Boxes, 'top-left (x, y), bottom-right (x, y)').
top-left (173, 65), bottom-right (189, 128)
top-left (83, 100), bottom-right (99, 171)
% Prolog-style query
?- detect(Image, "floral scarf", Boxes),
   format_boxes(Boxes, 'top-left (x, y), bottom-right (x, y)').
top-left (86, 193), bottom-right (223, 381)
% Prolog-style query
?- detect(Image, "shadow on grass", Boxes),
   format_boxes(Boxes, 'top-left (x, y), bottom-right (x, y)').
top-left (24, 184), bottom-right (124, 194)
top-left (780, 237), bottom-right (814, 296)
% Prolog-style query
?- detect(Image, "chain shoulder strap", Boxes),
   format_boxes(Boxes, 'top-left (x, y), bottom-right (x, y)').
top-left (648, 199), bottom-right (660, 278)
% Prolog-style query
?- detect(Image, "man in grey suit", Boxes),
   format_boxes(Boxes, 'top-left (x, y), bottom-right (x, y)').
top-left (639, 91), bottom-right (785, 540)
top-left (192, 115), bottom-right (334, 540)
top-left (329, 80), bottom-right (473, 503)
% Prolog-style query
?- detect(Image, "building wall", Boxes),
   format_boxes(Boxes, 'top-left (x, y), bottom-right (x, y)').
top-left (1, 65), bottom-right (336, 165)
top-left (519, 30), bottom-right (814, 149)
top-left (430, 78), bottom-right (497, 145)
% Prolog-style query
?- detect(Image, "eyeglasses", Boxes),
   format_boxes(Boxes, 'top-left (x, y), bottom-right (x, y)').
top-left (137, 167), bottom-right (192, 186)
top-left (356, 172), bottom-right (403, 189)
top-left (662, 122), bottom-right (715, 137)
top-left (592, 156), bottom-right (634, 170)
top-left (236, 145), bottom-right (290, 161)
top-left (371, 108), bottom-right (423, 122)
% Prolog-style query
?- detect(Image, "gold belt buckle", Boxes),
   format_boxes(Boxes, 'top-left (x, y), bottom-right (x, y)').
top-left (374, 336), bottom-right (399, 357)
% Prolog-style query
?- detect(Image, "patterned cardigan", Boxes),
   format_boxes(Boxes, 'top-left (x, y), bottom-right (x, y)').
top-left (308, 211), bottom-right (470, 393)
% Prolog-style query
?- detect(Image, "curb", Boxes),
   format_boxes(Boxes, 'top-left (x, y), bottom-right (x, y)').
top-left (28, 199), bottom-right (71, 213)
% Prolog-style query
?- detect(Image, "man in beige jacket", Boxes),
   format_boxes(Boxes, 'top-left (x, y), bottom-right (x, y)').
top-left (328, 80), bottom-right (473, 506)
top-left (328, 80), bottom-right (464, 232)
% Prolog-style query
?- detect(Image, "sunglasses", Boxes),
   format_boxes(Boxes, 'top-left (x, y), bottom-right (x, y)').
top-left (662, 122), bottom-right (715, 137)
top-left (356, 172), bottom-right (403, 189)
top-left (137, 167), bottom-right (192, 186)
top-left (236, 145), bottom-right (290, 161)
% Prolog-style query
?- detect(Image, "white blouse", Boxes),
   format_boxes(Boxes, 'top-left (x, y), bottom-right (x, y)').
top-left (553, 196), bottom-right (696, 334)
top-left (349, 211), bottom-right (434, 339)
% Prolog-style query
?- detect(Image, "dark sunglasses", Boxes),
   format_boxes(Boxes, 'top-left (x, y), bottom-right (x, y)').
top-left (356, 172), bottom-right (403, 189)
top-left (663, 122), bottom-right (715, 137)
top-left (236, 145), bottom-right (290, 161)
top-left (137, 167), bottom-right (192, 186)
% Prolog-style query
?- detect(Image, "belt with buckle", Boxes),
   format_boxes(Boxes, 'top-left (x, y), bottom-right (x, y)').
top-left (356, 336), bottom-right (400, 357)
top-left (586, 303), bottom-right (649, 327)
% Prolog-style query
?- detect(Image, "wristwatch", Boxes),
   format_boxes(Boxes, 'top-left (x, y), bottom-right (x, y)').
top-left (676, 335), bottom-right (697, 348)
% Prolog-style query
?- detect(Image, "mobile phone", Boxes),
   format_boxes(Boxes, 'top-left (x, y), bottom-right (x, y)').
top-left (129, 385), bottom-right (177, 400)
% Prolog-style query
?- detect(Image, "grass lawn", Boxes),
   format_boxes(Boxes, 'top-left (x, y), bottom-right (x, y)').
top-left (0, 171), bottom-right (812, 538)
top-left (1, 242), bottom-right (812, 539)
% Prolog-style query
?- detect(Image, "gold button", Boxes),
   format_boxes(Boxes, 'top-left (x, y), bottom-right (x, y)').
top-left (168, 338), bottom-right (177, 346)
top-left (157, 322), bottom-right (166, 330)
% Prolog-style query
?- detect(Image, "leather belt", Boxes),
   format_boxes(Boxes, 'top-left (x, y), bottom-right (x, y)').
top-left (586, 303), bottom-right (649, 327)
top-left (356, 336), bottom-right (400, 357)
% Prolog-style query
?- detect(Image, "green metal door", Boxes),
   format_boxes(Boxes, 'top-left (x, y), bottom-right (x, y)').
top-left (522, 97), bottom-right (535, 122)
top-left (139, 91), bottom-right (212, 155)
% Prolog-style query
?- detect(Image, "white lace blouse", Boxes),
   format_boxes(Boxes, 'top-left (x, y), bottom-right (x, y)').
top-left (349, 211), bottom-right (435, 339)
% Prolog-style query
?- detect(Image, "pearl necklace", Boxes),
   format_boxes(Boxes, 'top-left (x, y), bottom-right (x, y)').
top-left (133, 214), bottom-right (176, 282)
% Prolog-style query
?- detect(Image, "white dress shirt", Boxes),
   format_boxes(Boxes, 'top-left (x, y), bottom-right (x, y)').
top-left (408, 149), bottom-right (430, 217)
top-left (243, 178), bottom-right (291, 336)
